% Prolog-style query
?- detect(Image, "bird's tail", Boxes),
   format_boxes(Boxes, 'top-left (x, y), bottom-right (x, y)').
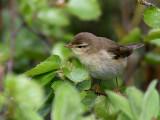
top-left (125, 42), bottom-right (144, 50)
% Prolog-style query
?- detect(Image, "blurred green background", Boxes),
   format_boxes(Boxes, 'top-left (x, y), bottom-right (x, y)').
top-left (1, 0), bottom-right (160, 89)
top-left (1, 0), bottom-right (160, 119)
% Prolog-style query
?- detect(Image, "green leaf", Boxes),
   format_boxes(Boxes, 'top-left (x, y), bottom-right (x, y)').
top-left (25, 61), bottom-right (59, 76)
top-left (0, 93), bottom-right (6, 109)
top-left (79, 92), bottom-right (91, 113)
top-left (82, 91), bottom-right (97, 108)
top-left (51, 42), bottom-right (71, 61)
top-left (144, 7), bottom-right (160, 28)
top-left (121, 28), bottom-right (141, 45)
top-left (67, 0), bottom-right (101, 20)
top-left (144, 52), bottom-right (160, 65)
top-left (76, 80), bottom-right (91, 92)
top-left (62, 67), bottom-right (89, 83)
top-left (141, 80), bottom-right (159, 120)
top-left (94, 96), bottom-right (119, 119)
top-left (106, 91), bottom-right (134, 119)
top-left (19, 0), bottom-right (46, 24)
top-left (51, 82), bottom-right (82, 120)
top-left (144, 29), bottom-right (160, 41)
top-left (117, 113), bottom-right (131, 120)
top-left (37, 8), bottom-right (69, 26)
top-left (14, 106), bottom-right (43, 120)
top-left (150, 39), bottom-right (160, 47)
top-left (51, 81), bottom-right (63, 92)
top-left (33, 71), bottom-right (57, 86)
top-left (137, 0), bottom-right (142, 3)
top-left (38, 88), bottom-right (54, 118)
top-left (80, 115), bottom-right (96, 120)
top-left (45, 55), bottom-right (61, 65)
top-left (5, 75), bottom-right (44, 110)
top-left (126, 87), bottom-right (143, 119)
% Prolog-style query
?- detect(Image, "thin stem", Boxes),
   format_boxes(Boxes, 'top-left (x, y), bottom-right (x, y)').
top-left (85, 89), bottom-right (107, 96)
top-left (8, 0), bottom-right (15, 73)
top-left (140, 0), bottom-right (156, 7)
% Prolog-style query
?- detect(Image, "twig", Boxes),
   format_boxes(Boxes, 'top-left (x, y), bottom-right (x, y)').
top-left (25, 24), bottom-right (52, 48)
top-left (0, 65), bottom-right (4, 92)
top-left (13, 22), bottom-right (25, 37)
top-left (8, 0), bottom-right (15, 73)
top-left (139, 0), bottom-right (156, 7)
top-left (85, 89), bottom-right (107, 96)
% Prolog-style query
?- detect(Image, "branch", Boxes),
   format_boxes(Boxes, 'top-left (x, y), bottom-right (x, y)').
top-left (0, 65), bottom-right (4, 92)
top-left (13, 22), bottom-right (25, 37)
top-left (85, 89), bottom-right (107, 96)
top-left (139, 0), bottom-right (156, 7)
top-left (8, 0), bottom-right (15, 73)
top-left (24, 23), bottom-right (52, 48)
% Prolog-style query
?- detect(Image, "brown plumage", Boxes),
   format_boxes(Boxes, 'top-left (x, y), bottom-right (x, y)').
top-left (70, 32), bottom-right (143, 59)
top-left (64, 32), bottom-right (144, 80)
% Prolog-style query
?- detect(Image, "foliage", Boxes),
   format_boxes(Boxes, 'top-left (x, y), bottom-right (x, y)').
top-left (1, 0), bottom-right (160, 120)
top-left (106, 80), bottom-right (159, 120)
top-left (144, 7), bottom-right (160, 28)
top-left (0, 75), bottom-right (44, 120)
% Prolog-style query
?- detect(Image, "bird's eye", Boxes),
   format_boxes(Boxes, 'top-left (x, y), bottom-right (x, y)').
top-left (78, 46), bottom-right (83, 48)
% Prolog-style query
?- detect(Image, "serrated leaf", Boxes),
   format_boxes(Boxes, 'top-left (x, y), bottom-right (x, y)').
top-left (82, 91), bottom-right (97, 108)
top-left (79, 92), bottom-right (91, 113)
top-left (144, 7), bottom-right (160, 28)
top-left (25, 61), bottom-right (59, 76)
top-left (94, 96), bottom-right (119, 119)
top-left (106, 91), bottom-right (134, 119)
top-left (37, 8), bottom-right (69, 26)
top-left (76, 80), bottom-right (91, 92)
top-left (121, 28), bottom-right (141, 45)
top-left (141, 80), bottom-right (159, 120)
top-left (45, 55), bottom-right (61, 65)
top-left (144, 52), bottom-right (160, 65)
top-left (51, 82), bottom-right (82, 120)
top-left (62, 67), bottom-right (89, 83)
top-left (67, 0), bottom-right (101, 20)
top-left (33, 71), bottom-right (57, 86)
top-left (126, 87), bottom-right (143, 119)
top-left (144, 29), bottom-right (160, 41)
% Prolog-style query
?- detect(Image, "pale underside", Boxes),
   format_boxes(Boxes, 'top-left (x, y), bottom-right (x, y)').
top-left (73, 49), bottom-right (127, 80)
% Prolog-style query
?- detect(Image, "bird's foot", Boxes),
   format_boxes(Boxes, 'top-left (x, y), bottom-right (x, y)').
top-left (85, 88), bottom-right (107, 96)
top-left (95, 86), bottom-right (100, 94)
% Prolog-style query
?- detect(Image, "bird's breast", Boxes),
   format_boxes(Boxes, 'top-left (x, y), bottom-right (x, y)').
top-left (77, 50), bottom-right (127, 80)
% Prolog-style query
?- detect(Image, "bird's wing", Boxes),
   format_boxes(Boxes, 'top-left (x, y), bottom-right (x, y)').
top-left (98, 37), bottom-right (133, 59)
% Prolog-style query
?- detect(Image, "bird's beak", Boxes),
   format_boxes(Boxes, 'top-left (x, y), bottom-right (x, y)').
top-left (64, 43), bottom-right (74, 48)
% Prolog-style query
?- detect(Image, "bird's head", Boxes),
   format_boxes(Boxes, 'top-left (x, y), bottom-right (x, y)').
top-left (64, 32), bottom-right (96, 56)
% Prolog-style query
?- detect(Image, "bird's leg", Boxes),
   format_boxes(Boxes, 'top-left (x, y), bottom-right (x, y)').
top-left (96, 80), bottom-right (101, 93)
top-left (114, 77), bottom-right (122, 95)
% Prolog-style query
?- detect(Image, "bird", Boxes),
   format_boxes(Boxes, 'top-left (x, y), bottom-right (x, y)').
top-left (64, 32), bottom-right (144, 93)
